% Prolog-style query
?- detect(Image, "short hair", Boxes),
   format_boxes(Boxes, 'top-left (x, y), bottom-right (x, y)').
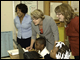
top-left (36, 37), bottom-right (46, 46)
top-left (31, 9), bottom-right (45, 20)
top-left (55, 42), bottom-right (71, 59)
top-left (15, 3), bottom-right (28, 14)
top-left (55, 3), bottom-right (78, 25)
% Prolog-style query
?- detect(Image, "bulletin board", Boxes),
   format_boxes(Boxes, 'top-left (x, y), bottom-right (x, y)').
top-left (21, 1), bottom-right (38, 15)
top-left (69, 1), bottom-right (79, 15)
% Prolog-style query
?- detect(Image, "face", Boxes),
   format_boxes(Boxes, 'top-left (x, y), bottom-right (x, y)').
top-left (56, 13), bottom-right (64, 22)
top-left (35, 41), bottom-right (41, 51)
top-left (16, 7), bottom-right (24, 18)
top-left (50, 45), bottom-right (58, 59)
top-left (32, 18), bottom-right (42, 25)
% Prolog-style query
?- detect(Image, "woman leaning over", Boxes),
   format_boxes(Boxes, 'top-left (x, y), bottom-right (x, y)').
top-left (26, 9), bottom-right (59, 52)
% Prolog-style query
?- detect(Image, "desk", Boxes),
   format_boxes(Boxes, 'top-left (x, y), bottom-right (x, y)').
top-left (8, 54), bottom-right (19, 59)
top-left (8, 49), bottom-right (43, 59)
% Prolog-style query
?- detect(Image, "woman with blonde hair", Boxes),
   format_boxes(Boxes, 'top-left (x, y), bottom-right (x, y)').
top-left (54, 3), bottom-right (79, 59)
top-left (26, 9), bottom-right (59, 52)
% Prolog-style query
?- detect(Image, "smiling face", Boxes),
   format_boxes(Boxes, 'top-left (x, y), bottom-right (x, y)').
top-left (56, 13), bottom-right (64, 22)
top-left (16, 7), bottom-right (25, 18)
top-left (32, 18), bottom-right (42, 25)
top-left (50, 45), bottom-right (58, 59)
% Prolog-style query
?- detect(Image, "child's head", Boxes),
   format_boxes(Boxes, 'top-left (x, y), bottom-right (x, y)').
top-left (50, 41), bottom-right (71, 59)
top-left (35, 37), bottom-right (46, 51)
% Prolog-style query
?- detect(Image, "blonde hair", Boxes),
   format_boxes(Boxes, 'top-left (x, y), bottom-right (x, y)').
top-left (55, 3), bottom-right (78, 25)
top-left (31, 9), bottom-right (45, 20)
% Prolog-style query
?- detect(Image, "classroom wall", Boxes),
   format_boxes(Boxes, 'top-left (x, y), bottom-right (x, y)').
top-left (38, 1), bottom-right (44, 12)
top-left (1, 1), bottom-right (13, 31)
top-left (1, 1), bottom-right (44, 48)
top-left (1, 1), bottom-right (14, 37)
top-left (1, 1), bottom-right (79, 49)
top-left (1, 1), bottom-right (44, 39)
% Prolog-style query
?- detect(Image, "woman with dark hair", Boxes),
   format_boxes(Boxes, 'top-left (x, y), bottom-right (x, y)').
top-left (54, 3), bottom-right (79, 59)
top-left (14, 3), bottom-right (33, 49)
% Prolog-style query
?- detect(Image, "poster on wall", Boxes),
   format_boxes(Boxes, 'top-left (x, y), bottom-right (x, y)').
top-left (70, 1), bottom-right (79, 12)
top-left (21, 1), bottom-right (38, 15)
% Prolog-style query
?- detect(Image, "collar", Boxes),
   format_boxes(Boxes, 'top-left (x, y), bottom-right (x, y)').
top-left (25, 14), bottom-right (28, 17)
top-left (38, 47), bottom-right (49, 57)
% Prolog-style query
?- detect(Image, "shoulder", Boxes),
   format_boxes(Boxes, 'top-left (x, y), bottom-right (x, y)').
top-left (25, 14), bottom-right (32, 22)
top-left (25, 14), bottom-right (32, 19)
top-left (71, 16), bottom-right (79, 24)
top-left (44, 15), bottom-right (53, 20)
top-left (72, 16), bottom-right (79, 21)
top-left (14, 16), bottom-right (18, 20)
top-left (44, 15), bottom-right (54, 23)
top-left (14, 16), bottom-right (19, 23)
top-left (31, 21), bottom-right (35, 27)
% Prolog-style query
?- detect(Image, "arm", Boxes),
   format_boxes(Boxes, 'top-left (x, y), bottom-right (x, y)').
top-left (24, 17), bottom-right (32, 29)
top-left (50, 17), bottom-right (59, 44)
top-left (26, 39), bottom-right (35, 50)
top-left (74, 17), bottom-right (79, 33)
top-left (26, 22), bottom-right (37, 50)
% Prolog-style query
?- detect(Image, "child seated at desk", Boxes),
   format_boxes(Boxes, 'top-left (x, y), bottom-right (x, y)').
top-left (50, 41), bottom-right (71, 59)
top-left (35, 37), bottom-right (52, 59)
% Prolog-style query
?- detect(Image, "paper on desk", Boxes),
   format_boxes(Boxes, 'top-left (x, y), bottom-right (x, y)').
top-left (7, 49), bottom-right (19, 55)
top-left (22, 48), bottom-right (28, 52)
top-left (7, 48), bottom-right (28, 55)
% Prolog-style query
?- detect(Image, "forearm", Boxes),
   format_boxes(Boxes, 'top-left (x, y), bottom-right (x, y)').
top-left (30, 39), bottom-right (35, 47)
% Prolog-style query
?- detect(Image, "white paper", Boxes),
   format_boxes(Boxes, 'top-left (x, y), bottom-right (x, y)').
top-left (7, 48), bottom-right (28, 55)
top-left (7, 49), bottom-right (19, 55)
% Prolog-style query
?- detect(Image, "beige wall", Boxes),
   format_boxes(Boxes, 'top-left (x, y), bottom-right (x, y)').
top-left (1, 1), bottom-right (15, 40)
top-left (38, 1), bottom-right (44, 12)
top-left (1, 1), bottom-right (14, 32)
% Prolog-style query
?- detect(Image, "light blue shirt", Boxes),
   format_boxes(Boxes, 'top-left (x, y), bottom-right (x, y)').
top-left (14, 14), bottom-right (32, 39)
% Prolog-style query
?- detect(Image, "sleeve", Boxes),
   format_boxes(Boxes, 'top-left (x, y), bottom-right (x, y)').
top-left (14, 19), bottom-right (16, 28)
top-left (25, 18), bottom-right (32, 29)
top-left (73, 17), bottom-right (79, 33)
top-left (50, 17), bottom-right (59, 41)
top-left (31, 22), bottom-right (37, 40)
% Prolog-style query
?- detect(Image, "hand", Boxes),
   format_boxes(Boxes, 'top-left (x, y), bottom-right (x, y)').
top-left (55, 41), bottom-right (58, 44)
top-left (26, 46), bottom-right (32, 50)
top-left (34, 49), bottom-right (39, 52)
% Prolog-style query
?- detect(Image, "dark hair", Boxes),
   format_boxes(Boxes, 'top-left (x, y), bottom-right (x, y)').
top-left (57, 44), bottom-right (70, 58)
top-left (36, 37), bottom-right (46, 46)
top-left (15, 3), bottom-right (28, 14)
